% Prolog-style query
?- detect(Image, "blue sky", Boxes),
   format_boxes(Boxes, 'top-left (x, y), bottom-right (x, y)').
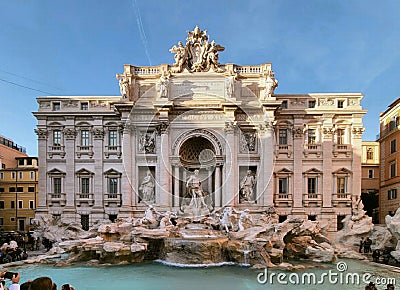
top-left (0, 0), bottom-right (399, 156)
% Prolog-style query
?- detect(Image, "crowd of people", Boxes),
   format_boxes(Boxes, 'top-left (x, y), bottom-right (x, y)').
top-left (0, 272), bottom-right (74, 290)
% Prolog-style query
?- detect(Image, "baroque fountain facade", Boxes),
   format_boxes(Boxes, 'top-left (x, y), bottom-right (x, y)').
top-left (30, 26), bottom-right (375, 267)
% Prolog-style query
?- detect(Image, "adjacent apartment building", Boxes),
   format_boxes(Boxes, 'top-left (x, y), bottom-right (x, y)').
top-left (33, 26), bottom-right (367, 231)
top-left (361, 141), bottom-right (380, 223)
top-left (379, 98), bottom-right (400, 223)
top-left (0, 156), bottom-right (38, 231)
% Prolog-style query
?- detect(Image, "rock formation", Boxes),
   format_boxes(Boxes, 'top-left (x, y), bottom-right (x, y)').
top-left (31, 206), bottom-right (337, 268)
top-left (335, 200), bottom-right (374, 248)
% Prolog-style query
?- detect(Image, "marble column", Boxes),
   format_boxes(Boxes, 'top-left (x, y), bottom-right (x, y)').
top-left (223, 123), bottom-right (237, 206)
top-left (292, 125), bottom-right (305, 213)
top-left (34, 127), bottom-right (48, 214)
top-left (173, 165), bottom-right (180, 208)
top-left (214, 165), bottom-right (222, 207)
top-left (258, 122), bottom-right (275, 206)
top-left (92, 123), bottom-right (105, 218)
top-left (63, 119), bottom-right (77, 221)
top-left (120, 123), bottom-right (133, 217)
top-left (157, 122), bottom-right (171, 209)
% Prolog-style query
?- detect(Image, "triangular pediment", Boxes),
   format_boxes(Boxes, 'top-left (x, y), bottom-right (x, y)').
top-left (276, 168), bottom-right (293, 174)
top-left (333, 167), bottom-right (352, 174)
top-left (47, 168), bottom-right (65, 175)
top-left (104, 168), bottom-right (121, 176)
top-left (75, 168), bottom-right (94, 176)
top-left (303, 168), bottom-right (322, 174)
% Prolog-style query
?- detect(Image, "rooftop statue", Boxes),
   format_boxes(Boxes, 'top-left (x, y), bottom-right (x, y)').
top-left (169, 26), bottom-right (225, 73)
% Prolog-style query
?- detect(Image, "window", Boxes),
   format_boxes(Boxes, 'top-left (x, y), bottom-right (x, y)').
top-left (337, 177), bottom-right (346, 194)
top-left (336, 129), bottom-right (345, 144)
top-left (28, 186), bottom-right (35, 193)
top-left (18, 200), bottom-right (23, 208)
top-left (81, 177), bottom-right (90, 195)
top-left (0, 218), bottom-right (3, 226)
top-left (18, 159), bottom-right (24, 166)
top-left (18, 172), bottom-right (23, 179)
top-left (308, 100), bottom-right (316, 108)
top-left (9, 187), bottom-right (15, 192)
top-left (308, 129), bottom-right (316, 144)
top-left (30, 171), bottom-right (35, 179)
top-left (81, 130), bottom-right (90, 147)
top-left (109, 178), bottom-right (118, 196)
top-left (10, 201), bottom-right (15, 209)
top-left (11, 172), bottom-right (15, 179)
top-left (27, 159), bottom-right (32, 165)
top-left (390, 161), bottom-right (396, 178)
top-left (29, 200), bottom-right (34, 209)
top-left (368, 170), bottom-right (374, 179)
top-left (53, 130), bottom-right (62, 146)
top-left (308, 215), bottom-right (316, 221)
top-left (278, 177), bottom-right (288, 194)
top-left (10, 217), bottom-right (15, 222)
top-left (81, 102), bottom-right (88, 110)
top-left (17, 187), bottom-right (23, 192)
top-left (0, 201), bottom-right (4, 209)
top-left (389, 116), bottom-right (399, 131)
top-left (54, 177), bottom-right (62, 194)
top-left (391, 139), bottom-right (397, 154)
top-left (0, 172), bottom-right (3, 179)
top-left (337, 100), bottom-right (344, 108)
top-left (281, 100), bottom-right (288, 109)
top-left (52, 102), bottom-right (60, 111)
top-left (278, 129), bottom-right (288, 145)
top-left (308, 177), bottom-right (317, 194)
top-left (388, 189), bottom-right (398, 200)
top-left (109, 130), bottom-right (118, 147)
top-left (367, 148), bottom-right (374, 160)
top-left (0, 188), bottom-right (4, 193)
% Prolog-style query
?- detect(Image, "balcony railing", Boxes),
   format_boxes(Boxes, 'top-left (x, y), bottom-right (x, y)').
top-left (303, 193), bottom-right (322, 207)
top-left (333, 144), bottom-right (351, 157)
top-left (48, 192), bottom-right (66, 206)
top-left (332, 193), bottom-right (352, 207)
top-left (76, 145), bottom-right (94, 158)
top-left (48, 145), bottom-right (66, 158)
top-left (274, 193), bottom-right (293, 207)
top-left (276, 144), bottom-right (292, 158)
top-left (105, 145), bottom-right (122, 158)
top-left (303, 143), bottom-right (322, 157)
top-left (104, 193), bottom-right (122, 207)
top-left (76, 193), bottom-right (94, 206)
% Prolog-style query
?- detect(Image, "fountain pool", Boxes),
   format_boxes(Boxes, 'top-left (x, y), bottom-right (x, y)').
top-left (4, 259), bottom-right (400, 290)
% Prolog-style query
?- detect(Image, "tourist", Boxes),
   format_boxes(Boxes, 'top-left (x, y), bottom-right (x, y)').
top-left (382, 249), bottom-right (391, 264)
top-left (372, 249), bottom-right (380, 262)
top-left (364, 237), bottom-right (372, 253)
top-left (0, 272), bottom-right (20, 290)
top-left (359, 237), bottom-right (364, 253)
top-left (29, 277), bottom-right (56, 290)
top-left (0, 280), bottom-right (7, 290)
top-left (385, 284), bottom-right (395, 290)
top-left (62, 283), bottom-right (75, 290)
top-left (20, 282), bottom-right (31, 290)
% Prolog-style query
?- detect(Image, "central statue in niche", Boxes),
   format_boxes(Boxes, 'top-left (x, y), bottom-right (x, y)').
top-left (182, 169), bottom-right (211, 217)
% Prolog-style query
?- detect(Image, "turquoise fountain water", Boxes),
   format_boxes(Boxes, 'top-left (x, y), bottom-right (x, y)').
top-left (4, 259), bottom-right (400, 290)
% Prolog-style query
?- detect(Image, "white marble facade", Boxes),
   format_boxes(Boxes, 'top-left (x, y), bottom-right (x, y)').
top-left (34, 27), bottom-right (366, 231)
